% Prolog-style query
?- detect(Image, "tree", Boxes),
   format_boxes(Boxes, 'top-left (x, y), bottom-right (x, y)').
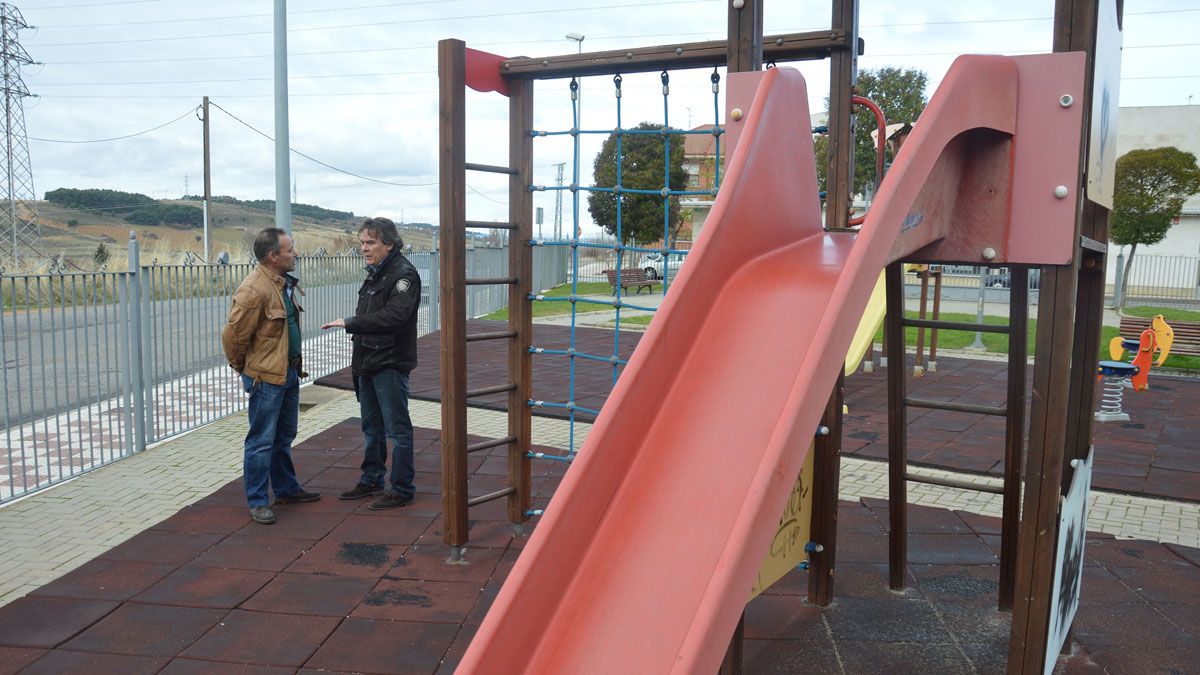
top-left (852, 67), bottom-right (928, 195)
top-left (588, 121), bottom-right (688, 244)
top-left (92, 243), bottom-right (109, 268)
top-left (1111, 146), bottom-right (1200, 307)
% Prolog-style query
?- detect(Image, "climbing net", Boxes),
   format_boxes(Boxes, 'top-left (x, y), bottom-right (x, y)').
top-left (524, 68), bottom-right (725, 476)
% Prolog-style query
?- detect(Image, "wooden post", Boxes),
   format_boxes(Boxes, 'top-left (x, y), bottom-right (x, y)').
top-left (999, 266), bottom-right (1029, 610)
top-left (825, 0), bottom-right (859, 231)
top-left (808, 370), bottom-right (844, 606)
top-left (717, 613), bottom-right (745, 675)
top-left (726, 0), bottom-right (763, 72)
top-left (508, 77), bottom-right (534, 524)
top-left (438, 39), bottom-right (469, 551)
top-left (929, 270), bottom-right (942, 367)
top-left (914, 269), bottom-right (928, 373)
top-left (884, 262), bottom-right (907, 590)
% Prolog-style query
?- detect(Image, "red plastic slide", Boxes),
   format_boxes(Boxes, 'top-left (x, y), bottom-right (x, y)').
top-left (459, 54), bottom-right (1084, 673)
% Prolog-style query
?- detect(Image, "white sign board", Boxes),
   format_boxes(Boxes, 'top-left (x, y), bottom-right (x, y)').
top-left (1086, 0), bottom-right (1122, 208)
top-left (1044, 448), bottom-right (1093, 674)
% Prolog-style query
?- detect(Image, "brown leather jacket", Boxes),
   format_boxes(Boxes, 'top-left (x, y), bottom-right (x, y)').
top-left (221, 265), bottom-right (305, 385)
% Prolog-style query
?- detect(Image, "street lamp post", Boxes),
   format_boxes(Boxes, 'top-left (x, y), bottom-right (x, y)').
top-left (566, 32), bottom-right (584, 132)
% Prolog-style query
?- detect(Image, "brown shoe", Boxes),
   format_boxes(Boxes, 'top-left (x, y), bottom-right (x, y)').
top-left (339, 482), bottom-right (383, 500)
top-left (368, 492), bottom-right (414, 510)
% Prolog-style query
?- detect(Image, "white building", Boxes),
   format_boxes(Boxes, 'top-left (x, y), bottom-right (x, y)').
top-left (1105, 105), bottom-right (1200, 296)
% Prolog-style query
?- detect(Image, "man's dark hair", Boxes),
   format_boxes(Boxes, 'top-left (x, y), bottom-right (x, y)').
top-left (358, 217), bottom-right (404, 249)
top-left (253, 228), bottom-right (287, 262)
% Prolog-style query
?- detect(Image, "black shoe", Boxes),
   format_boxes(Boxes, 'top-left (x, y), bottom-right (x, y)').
top-left (250, 506), bottom-right (276, 524)
top-left (339, 482), bottom-right (383, 500)
top-left (276, 489), bottom-right (321, 504)
top-left (368, 492), bottom-right (415, 510)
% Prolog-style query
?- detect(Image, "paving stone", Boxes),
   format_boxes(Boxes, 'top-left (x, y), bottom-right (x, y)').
top-left (242, 572), bottom-right (376, 617)
top-left (133, 565), bottom-right (274, 609)
top-left (63, 602), bottom-right (226, 656)
top-left (180, 609), bottom-right (340, 668)
top-left (0, 596), bottom-right (117, 648)
top-left (304, 617), bottom-right (459, 674)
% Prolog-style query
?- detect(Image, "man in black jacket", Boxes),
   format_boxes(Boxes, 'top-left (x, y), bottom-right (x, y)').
top-left (322, 217), bottom-right (422, 509)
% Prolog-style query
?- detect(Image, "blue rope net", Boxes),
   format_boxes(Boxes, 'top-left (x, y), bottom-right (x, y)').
top-left (523, 68), bottom-right (725, 490)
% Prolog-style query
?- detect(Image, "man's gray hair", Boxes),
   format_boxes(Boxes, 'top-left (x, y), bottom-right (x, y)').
top-left (358, 217), bottom-right (403, 249)
top-left (253, 228), bottom-right (287, 262)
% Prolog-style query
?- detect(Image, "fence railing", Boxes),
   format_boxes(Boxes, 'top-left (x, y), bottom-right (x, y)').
top-left (1113, 254), bottom-right (1200, 308)
top-left (0, 236), bottom-right (568, 503)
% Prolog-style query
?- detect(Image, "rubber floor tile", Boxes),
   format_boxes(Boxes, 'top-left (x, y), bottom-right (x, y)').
top-left (28, 558), bottom-right (177, 602)
top-left (285, 538), bottom-right (409, 579)
top-left (304, 617), bottom-right (458, 675)
top-left (190, 533), bottom-right (317, 572)
top-left (352, 578), bottom-right (481, 624)
top-left (325, 513), bottom-right (433, 546)
top-left (0, 646), bottom-right (47, 674)
top-left (98, 529), bottom-right (224, 565)
top-left (387, 544), bottom-right (503, 585)
top-left (837, 641), bottom-right (974, 674)
top-left (133, 565), bottom-right (274, 608)
top-left (242, 572), bottom-right (376, 616)
top-left (153, 505), bottom-right (254, 535)
top-left (824, 596), bottom-right (951, 643)
top-left (0, 596), bottom-right (117, 648)
top-left (159, 658), bottom-right (296, 674)
top-left (235, 511), bottom-right (346, 541)
top-left (63, 603), bottom-right (226, 657)
top-left (434, 625), bottom-right (477, 675)
top-left (18, 649), bottom-right (169, 675)
top-left (742, 637), bottom-right (842, 674)
top-left (743, 596), bottom-right (825, 641)
top-left (180, 609), bottom-right (340, 667)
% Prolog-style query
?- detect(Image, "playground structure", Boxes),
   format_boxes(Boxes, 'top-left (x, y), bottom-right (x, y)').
top-left (437, 1), bottom-right (1122, 672)
top-left (1095, 314), bottom-right (1174, 422)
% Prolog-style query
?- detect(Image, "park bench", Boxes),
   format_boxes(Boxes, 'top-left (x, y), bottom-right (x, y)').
top-left (1119, 314), bottom-right (1200, 358)
top-left (602, 268), bottom-right (662, 295)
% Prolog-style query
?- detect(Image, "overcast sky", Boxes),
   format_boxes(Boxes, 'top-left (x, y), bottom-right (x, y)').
top-left (16, 0), bottom-right (1200, 236)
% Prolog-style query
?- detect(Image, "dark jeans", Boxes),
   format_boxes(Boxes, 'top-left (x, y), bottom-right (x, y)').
top-left (241, 367), bottom-right (302, 508)
top-left (357, 369), bottom-right (415, 498)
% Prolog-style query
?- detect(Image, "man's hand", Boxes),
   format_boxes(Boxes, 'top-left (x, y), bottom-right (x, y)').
top-left (322, 318), bottom-right (346, 330)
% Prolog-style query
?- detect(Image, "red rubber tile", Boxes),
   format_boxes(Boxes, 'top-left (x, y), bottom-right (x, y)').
top-left (0, 646), bottom-right (47, 674)
top-left (0, 596), bottom-right (117, 648)
top-left (388, 544), bottom-right (503, 585)
top-left (285, 539), bottom-right (408, 579)
top-left (153, 505), bottom-right (254, 535)
top-left (133, 565), bottom-right (274, 608)
top-left (352, 579), bottom-right (480, 623)
top-left (417, 519), bottom-right (521, 550)
top-left (435, 625), bottom-right (477, 674)
top-left (63, 603), bottom-right (226, 656)
top-left (190, 534), bottom-right (317, 572)
top-left (98, 529), bottom-right (224, 565)
top-left (160, 658), bottom-right (295, 674)
top-left (304, 466), bottom-right (364, 491)
top-left (325, 513), bottom-right (433, 546)
top-left (29, 559), bottom-right (177, 601)
top-left (242, 572), bottom-right (376, 617)
top-left (234, 511), bottom-right (346, 541)
top-left (304, 617), bottom-right (458, 674)
top-left (181, 610), bottom-right (340, 667)
top-left (743, 637), bottom-right (842, 674)
top-left (18, 649), bottom-right (169, 674)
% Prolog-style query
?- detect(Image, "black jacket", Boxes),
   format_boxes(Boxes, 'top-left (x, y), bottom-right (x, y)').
top-left (345, 251), bottom-right (422, 376)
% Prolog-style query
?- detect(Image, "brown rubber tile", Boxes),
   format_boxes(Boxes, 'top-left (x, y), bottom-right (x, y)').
top-left (18, 649), bottom-right (169, 674)
top-left (180, 609), bottom-right (340, 667)
top-left (839, 641), bottom-right (974, 674)
top-left (98, 529), bottom-right (224, 566)
top-left (189, 533), bottom-right (317, 572)
top-left (159, 658), bottom-right (296, 674)
top-left (388, 544), bottom-right (503, 585)
top-left (234, 510), bottom-right (346, 541)
top-left (242, 572), bottom-right (376, 617)
top-left (284, 539), bottom-right (409, 579)
top-left (353, 578), bottom-right (481, 624)
top-left (743, 637), bottom-right (843, 674)
top-left (0, 646), bottom-right (48, 674)
top-left (63, 603), bottom-right (226, 656)
top-left (325, 513), bottom-right (434, 546)
top-left (153, 504), bottom-right (254, 535)
top-left (304, 617), bottom-right (459, 675)
top-left (133, 565), bottom-right (274, 608)
top-left (0, 596), bottom-right (117, 648)
top-left (28, 558), bottom-right (177, 602)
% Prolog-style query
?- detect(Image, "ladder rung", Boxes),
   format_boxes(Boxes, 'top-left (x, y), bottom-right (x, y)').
top-left (466, 277), bottom-right (518, 286)
top-left (905, 397), bottom-right (1006, 416)
top-left (466, 330), bottom-right (517, 343)
top-left (903, 318), bottom-right (1010, 334)
top-left (904, 471), bottom-right (1005, 495)
top-left (466, 383), bottom-right (518, 398)
top-left (465, 162), bottom-right (517, 175)
top-left (1080, 235), bottom-right (1107, 253)
top-left (467, 486), bottom-right (517, 507)
top-left (467, 436), bottom-right (518, 454)
top-left (465, 220), bottom-right (517, 230)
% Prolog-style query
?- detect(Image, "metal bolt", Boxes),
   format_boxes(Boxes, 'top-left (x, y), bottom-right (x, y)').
top-left (625, 51), bottom-right (634, 60)
top-left (675, 47), bottom-right (683, 55)
top-left (816, 426), bottom-right (830, 436)
top-left (541, 59), bottom-right (548, 67)
top-left (1054, 185), bottom-right (1069, 199)
top-left (1059, 94), bottom-right (1073, 107)
top-left (732, 0), bottom-right (745, 8)
top-left (981, 247), bottom-right (996, 261)
top-left (730, 108), bottom-right (744, 121)
top-left (776, 37), bottom-right (785, 47)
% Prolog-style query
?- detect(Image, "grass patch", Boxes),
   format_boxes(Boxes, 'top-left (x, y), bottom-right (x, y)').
top-left (1122, 305), bottom-right (1200, 322)
top-left (480, 282), bottom-right (634, 320)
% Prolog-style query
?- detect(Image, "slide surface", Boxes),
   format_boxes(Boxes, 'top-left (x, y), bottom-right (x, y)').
top-left (459, 54), bottom-right (1082, 674)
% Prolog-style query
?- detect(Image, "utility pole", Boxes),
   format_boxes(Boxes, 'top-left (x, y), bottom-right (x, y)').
top-left (273, 0), bottom-right (292, 235)
top-left (0, 3), bottom-right (38, 267)
top-left (292, 175), bottom-right (297, 203)
top-left (552, 162), bottom-right (565, 239)
top-left (201, 96), bottom-right (212, 261)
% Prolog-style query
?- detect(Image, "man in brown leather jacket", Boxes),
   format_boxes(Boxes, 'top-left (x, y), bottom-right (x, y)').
top-left (222, 228), bottom-right (321, 524)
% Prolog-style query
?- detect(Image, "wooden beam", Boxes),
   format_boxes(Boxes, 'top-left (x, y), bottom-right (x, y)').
top-left (808, 371), bottom-right (844, 607)
top-left (825, 0), bottom-right (859, 231)
top-left (438, 38), bottom-right (469, 549)
top-left (999, 265), bottom-right (1029, 610)
top-left (727, 0), bottom-right (763, 72)
top-left (508, 76), bottom-right (534, 525)
top-left (884, 262), bottom-right (907, 590)
top-left (499, 30), bottom-right (850, 80)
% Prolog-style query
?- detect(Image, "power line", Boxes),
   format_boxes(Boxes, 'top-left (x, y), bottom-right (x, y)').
top-left (34, 69), bottom-right (437, 87)
top-left (209, 101), bottom-right (437, 187)
top-left (22, 0), bottom-right (160, 9)
top-left (37, 0), bottom-right (466, 28)
top-left (28, 107), bottom-right (195, 142)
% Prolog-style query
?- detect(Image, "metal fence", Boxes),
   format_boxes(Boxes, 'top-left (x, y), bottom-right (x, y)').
top-left (1114, 254), bottom-right (1200, 308)
top-left (0, 238), bottom-right (568, 503)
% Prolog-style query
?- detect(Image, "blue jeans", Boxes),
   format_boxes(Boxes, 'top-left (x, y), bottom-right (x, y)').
top-left (357, 369), bottom-right (415, 498)
top-left (242, 367), bottom-right (302, 508)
